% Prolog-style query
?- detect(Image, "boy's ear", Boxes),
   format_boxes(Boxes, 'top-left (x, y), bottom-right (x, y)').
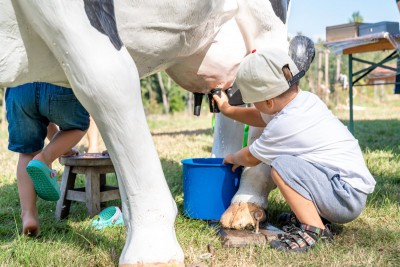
top-left (266, 99), bottom-right (273, 108)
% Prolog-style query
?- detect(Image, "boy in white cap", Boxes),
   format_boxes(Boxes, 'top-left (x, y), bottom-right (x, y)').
top-left (213, 46), bottom-right (375, 252)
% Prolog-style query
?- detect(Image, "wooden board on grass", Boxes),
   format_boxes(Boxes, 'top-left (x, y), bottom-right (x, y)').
top-left (218, 224), bottom-right (285, 248)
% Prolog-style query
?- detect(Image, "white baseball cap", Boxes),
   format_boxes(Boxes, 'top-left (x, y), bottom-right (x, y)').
top-left (235, 46), bottom-right (303, 103)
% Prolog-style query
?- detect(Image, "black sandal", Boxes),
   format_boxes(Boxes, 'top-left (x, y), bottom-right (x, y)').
top-left (279, 212), bottom-right (333, 226)
top-left (270, 224), bottom-right (333, 252)
top-left (278, 212), bottom-right (301, 226)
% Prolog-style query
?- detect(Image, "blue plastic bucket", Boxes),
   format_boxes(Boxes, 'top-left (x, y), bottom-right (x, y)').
top-left (181, 158), bottom-right (241, 220)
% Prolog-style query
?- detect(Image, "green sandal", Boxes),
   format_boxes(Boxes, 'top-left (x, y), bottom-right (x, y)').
top-left (91, 206), bottom-right (124, 230)
top-left (26, 159), bottom-right (60, 201)
top-left (270, 224), bottom-right (333, 252)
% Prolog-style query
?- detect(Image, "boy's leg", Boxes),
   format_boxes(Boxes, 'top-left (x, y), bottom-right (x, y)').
top-left (17, 152), bottom-right (40, 236)
top-left (25, 84), bottom-right (89, 201)
top-left (33, 130), bottom-right (87, 166)
top-left (268, 155), bottom-right (368, 252)
top-left (87, 117), bottom-right (99, 153)
top-left (269, 166), bottom-right (333, 252)
top-left (47, 124), bottom-right (80, 157)
top-left (271, 168), bottom-right (325, 229)
top-left (46, 123), bottom-right (59, 141)
top-left (271, 155), bottom-right (367, 224)
top-left (25, 129), bottom-right (86, 202)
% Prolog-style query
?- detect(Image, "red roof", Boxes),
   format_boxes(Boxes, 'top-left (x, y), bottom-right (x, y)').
top-left (366, 66), bottom-right (396, 81)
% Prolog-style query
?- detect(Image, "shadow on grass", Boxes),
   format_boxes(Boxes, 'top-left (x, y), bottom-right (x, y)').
top-left (151, 128), bottom-right (212, 137)
top-left (342, 224), bottom-right (400, 264)
top-left (341, 119), bottom-right (400, 205)
top-left (160, 158), bottom-right (184, 213)
top-left (342, 119), bottom-right (400, 154)
top-left (0, 172), bottom-right (123, 245)
top-left (0, 181), bottom-right (80, 242)
top-left (0, 178), bottom-right (124, 266)
top-left (0, 182), bottom-right (23, 241)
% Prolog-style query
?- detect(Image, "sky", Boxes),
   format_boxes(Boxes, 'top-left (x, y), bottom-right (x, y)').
top-left (288, 0), bottom-right (400, 41)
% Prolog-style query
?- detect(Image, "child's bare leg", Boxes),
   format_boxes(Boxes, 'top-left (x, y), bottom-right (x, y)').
top-left (47, 123), bottom-right (79, 157)
top-left (18, 152), bottom-right (40, 236)
top-left (34, 130), bottom-right (87, 166)
top-left (271, 168), bottom-right (325, 229)
top-left (87, 117), bottom-right (99, 153)
top-left (46, 123), bottom-right (59, 141)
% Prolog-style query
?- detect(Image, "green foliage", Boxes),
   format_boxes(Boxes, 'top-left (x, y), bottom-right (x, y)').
top-left (349, 11), bottom-right (364, 23)
top-left (144, 98), bottom-right (164, 115)
top-left (168, 84), bottom-right (187, 113)
top-left (140, 72), bottom-right (187, 115)
top-left (140, 75), bottom-right (162, 114)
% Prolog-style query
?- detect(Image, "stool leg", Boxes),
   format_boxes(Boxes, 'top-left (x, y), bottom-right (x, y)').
top-left (85, 168), bottom-right (101, 217)
top-left (56, 166), bottom-right (77, 220)
top-left (100, 173), bottom-right (107, 209)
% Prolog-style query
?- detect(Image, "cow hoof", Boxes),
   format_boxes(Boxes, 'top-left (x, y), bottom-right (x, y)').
top-left (220, 202), bottom-right (266, 230)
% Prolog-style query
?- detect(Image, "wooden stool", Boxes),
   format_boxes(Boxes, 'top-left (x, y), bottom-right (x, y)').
top-left (56, 153), bottom-right (120, 219)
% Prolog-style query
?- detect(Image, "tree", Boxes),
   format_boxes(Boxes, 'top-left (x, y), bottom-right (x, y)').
top-left (140, 75), bottom-right (163, 115)
top-left (140, 72), bottom-right (187, 115)
top-left (157, 72), bottom-right (170, 113)
top-left (349, 11), bottom-right (364, 23)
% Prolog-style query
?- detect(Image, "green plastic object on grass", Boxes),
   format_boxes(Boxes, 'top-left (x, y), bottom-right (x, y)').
top-left (91, 206), bottom-right (124, 230)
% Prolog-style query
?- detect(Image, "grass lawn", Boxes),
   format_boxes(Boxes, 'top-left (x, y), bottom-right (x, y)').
top-left (1, 92), bottom-right (400, 266)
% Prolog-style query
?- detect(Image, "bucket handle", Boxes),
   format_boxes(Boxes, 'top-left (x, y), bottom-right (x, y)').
top-left (234, 166), bottom-right (243, 187)
top-left (234, 177), bottom-right (240, 187)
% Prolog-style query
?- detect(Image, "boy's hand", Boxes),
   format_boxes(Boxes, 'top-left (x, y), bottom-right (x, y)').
top-left (223, 154), bottom-right (241, 172)
top-left (213, 90), bottom-right (230, 114)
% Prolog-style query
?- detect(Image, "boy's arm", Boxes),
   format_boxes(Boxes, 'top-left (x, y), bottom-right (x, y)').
top-left (223, 146), bottom-right (261, 171)
top-left (213, 92), bottom-right (266, 127)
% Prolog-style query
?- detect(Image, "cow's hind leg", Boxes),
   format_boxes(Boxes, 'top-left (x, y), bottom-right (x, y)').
top-left (219, 126), bottom-right (277, 229)
top-left (14, 1), bottom-right (184, 266)
top-left (220, 164), bottom-right (276, 229)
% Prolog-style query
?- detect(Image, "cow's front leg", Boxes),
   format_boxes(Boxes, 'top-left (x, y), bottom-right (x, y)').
top-left (15, 1), bottom-right (183, 265)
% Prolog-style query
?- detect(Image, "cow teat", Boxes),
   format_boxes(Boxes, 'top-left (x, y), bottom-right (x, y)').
top-left (207, 88), bottom-right (222, 113)
top-left (192, 88), bottom-right (224, 116)
top-left (193, 93), bottom-right (204, 116)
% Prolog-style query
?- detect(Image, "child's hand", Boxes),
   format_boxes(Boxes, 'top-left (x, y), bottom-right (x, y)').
top-left (223, 154), bottom-right (241, 172)
top-left (63, 147), bottom-right (79, 157)
top-left (213, 90), bottom-right (230, 114)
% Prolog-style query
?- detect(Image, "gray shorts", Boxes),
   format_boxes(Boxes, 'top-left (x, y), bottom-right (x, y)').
top-left (271, 155), bottom-right (367, 224)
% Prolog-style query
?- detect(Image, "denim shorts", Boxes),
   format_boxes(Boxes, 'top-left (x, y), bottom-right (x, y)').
top-left (271, 155), bottom-right (367, 224)
top-left (6, 82), bottom-right (90, 153)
